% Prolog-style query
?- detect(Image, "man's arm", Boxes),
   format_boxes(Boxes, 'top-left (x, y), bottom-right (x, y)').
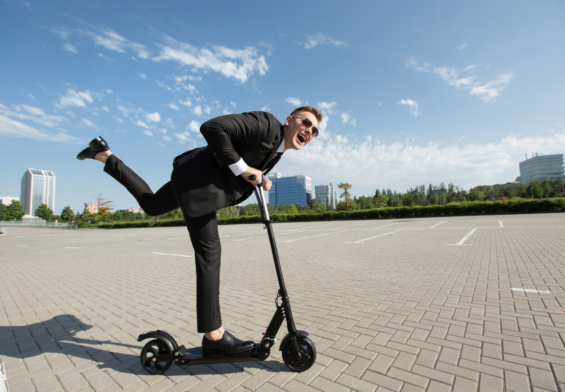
top-left (200, 112), bottom-right (274, 188)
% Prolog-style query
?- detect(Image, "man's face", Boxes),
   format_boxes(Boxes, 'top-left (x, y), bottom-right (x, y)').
top-left (283, 111), bottom-right (319, 151)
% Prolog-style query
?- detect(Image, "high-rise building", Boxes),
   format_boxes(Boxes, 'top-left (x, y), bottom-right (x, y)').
top-left (21, 169), bottom-right (56, 216)
top-left (519, 153), bottom-right (564, 184)
top-left (315, 183), bottom-right (336, 209)
top-left (268, 173), bottom-right (312, 207)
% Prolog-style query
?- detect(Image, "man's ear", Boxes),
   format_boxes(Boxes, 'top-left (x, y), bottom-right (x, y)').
top-left (284, 115), bottom-right (292, 127)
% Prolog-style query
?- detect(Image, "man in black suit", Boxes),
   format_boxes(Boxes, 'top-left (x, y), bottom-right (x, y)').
top-left (77, 106), bottom-right (322, 355)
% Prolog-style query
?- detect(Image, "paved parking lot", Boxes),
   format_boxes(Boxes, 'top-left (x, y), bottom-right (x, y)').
top-left (1, 213), bottom-right (564, 391)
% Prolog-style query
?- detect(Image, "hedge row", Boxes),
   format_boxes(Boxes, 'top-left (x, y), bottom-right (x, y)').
top-left (80, 198), bottom-right (565, 229)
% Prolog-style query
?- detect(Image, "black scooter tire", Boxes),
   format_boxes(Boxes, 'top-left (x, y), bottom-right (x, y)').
top-left (140, 339), bottom-right (174, 375)
top-left (282, 336), bottom-right (317, 372)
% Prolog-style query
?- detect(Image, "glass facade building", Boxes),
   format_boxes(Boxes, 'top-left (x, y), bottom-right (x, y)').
top-left (21, 169), bottom-right (56, 216)
top-left (268, 173), bottom-right (312, 207)
top-left (519, 154), bottom-right (564, 184)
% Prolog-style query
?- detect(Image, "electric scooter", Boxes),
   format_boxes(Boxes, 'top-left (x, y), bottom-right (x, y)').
top-left (137, 177), bottom-right (316, 375)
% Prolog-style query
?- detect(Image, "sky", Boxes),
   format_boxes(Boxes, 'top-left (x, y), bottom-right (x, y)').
top-left (1, 0), bottom-right (565, 214)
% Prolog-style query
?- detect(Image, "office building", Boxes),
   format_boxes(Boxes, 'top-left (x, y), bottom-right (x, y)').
top-left (268, 173), bottom-right (312, 207)
top-left (1, 196), bottom-right (19, 206)
top-left (84, 202), bottom-right (99, 214)
top-left (519, 153), bottom-right (564, 184)
top-left (21, 169), bottom-right (56, 216)
top-left (315, 183), bottom-right (337, 209)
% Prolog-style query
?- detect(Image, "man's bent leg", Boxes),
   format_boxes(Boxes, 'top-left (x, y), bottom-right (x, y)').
top-left (184, 211), bottom-right (222, 333)
top-left (104, 154), bottom-right (179, 216)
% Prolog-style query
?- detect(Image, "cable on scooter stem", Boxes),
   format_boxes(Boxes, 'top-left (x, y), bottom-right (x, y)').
top-left (249, 175), bottom-right (270, 222)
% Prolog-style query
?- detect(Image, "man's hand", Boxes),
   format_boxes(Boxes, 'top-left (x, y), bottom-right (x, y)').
top-left (243, 167), bottom-right (272, 190)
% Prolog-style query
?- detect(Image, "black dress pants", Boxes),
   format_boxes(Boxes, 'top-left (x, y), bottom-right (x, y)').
top-left (104, 155), bottom-right (222, 333)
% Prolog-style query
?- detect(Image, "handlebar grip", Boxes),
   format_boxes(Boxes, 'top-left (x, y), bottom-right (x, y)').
top-left (248, 175), bottom-right (266, 187)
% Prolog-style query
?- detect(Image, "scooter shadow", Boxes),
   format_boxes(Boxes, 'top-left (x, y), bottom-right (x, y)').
top-left (0, 314), bottom-right (291, 376)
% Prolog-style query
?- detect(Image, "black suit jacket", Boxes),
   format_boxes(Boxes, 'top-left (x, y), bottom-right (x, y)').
top-left (170, 111), bottom-right (284, 217)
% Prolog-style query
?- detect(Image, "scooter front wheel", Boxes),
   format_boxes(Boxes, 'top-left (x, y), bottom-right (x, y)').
top-left (282, 336), bottom-right (317, 372)
top-left (140, 339), bottom-right (174, 375)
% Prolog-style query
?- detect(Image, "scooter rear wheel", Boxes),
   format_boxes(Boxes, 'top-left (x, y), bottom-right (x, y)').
top-left (140, 339), bottom-right (174, 375)
top-left (282, 336), bottom-right (317, 372)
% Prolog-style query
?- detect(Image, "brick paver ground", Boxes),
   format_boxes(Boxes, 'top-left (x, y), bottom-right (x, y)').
top-left (0, 213), bottom-right (564, 391)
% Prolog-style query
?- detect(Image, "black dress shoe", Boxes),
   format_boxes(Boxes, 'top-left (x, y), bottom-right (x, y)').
top-left (77, 136), bottom-right (109, 160)
top-left (202, 331), bottom-right (255, 356)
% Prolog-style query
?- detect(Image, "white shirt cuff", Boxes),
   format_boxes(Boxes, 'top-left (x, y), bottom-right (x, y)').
top-left (229, 158), bottom-right (248, 176)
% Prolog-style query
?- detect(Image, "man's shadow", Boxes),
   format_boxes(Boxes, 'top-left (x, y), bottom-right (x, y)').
top-left (1, 314), bottom-right (141, 374)
top-left (1, 314), bottom-right (286, 376)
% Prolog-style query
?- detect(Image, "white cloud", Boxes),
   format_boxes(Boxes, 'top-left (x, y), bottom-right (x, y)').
top-left (188, 120), bottom-right (200, 132)
top-left (276, 130), bottom-right (565, 196)
top-left (407, 59), bottom-right (513, 102)
top-left (302, 33), bottom-right (347, 50)
top-left (457, 42), bottom-right (469, 51)
top-left (0, 113), bottom-right (80, 142)
top-left (286, 97), bottom-right (302, 107)
top-left (193, 105), bottom-right (202, 116)
top-left (82, 118), bottom-right (95, 127)
top-left (318, 101), bottom-right (337, 115)
top-left (398, 99), bottom-right (420, 117)
top-left (88, 27), bottom-right (150, 59)
top-left (63, 44), bottom-right (78, 53)
top-left (53, 26), bottom-right (269, 83)
top-left (470, 73), bottom-right (514, 102)
top-left (135, 120), bottom-right (149, 128)
top-left (1, 103), bottom-right (66, 128)
top-left (57, 89), bottom-right (94, 108)
top-left (153, 36), bottom-right (269, 83)
top-left (179, 99), bottom-right (192, 108)
top-left (168, 103), bottom-right (180, 111)
top-left (143, 130), bottom-right (153, 136)
top-left (341, 112), bottom-right (356, 127)
top-left (146, 112), bottom-right (161, 123)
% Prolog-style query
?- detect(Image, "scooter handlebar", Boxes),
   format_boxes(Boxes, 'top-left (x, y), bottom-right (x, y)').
top-left (248, 175), bottom-right (266, 188)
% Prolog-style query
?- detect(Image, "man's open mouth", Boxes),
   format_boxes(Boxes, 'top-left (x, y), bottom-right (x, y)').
top-left (297, 134), bottom-right (307, 143)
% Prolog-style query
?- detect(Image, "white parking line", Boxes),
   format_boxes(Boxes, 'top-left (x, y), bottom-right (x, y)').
top-left (374, 223), bottom-right (399, 229)
top-left (282, 229), bottom-right (354, 243)
top-left (499, 220), bottom-right (504, 227)
top-left (430, 221), bottom-right (445, 229)
top-left (454, 229), bottom-right (477, 246)
top-left (512, 288), bottom-right (552, 294)
top-left (152, 252), bottom-right (192, 258)
top-left (0, 363), bottom-right (7, 392)
top-left (347, 230), bottom-right (401, 244)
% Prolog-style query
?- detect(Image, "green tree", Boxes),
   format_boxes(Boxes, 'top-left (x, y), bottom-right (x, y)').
top-left (4, 200), bottom-right (25, 221)
top-left (311, 200), bottom-right (326, 213)
top-left (374, 194), bottom-right (389, 208)
top-left (337, 199), bottom-right (355, 211)
top-left (82, 196), bottom-right (114, 223)
top-left (60, 206), bottom-right (74, 222)
top-left (337, 182), bottom-right (352, 211)
top-left (218, 206), bottom-right (238, 219)
top-left (240, 203), bottom-right (260, 216)
top-left (357, 196), bottom-right (375, 210)
top-left (287, 205), bottom-right (299, 214)
top-left (35, 204), bottom-right (54, 221)
top-left (526, 182), bottom-right (543, 198)
top-left (0, 203), bottom-right (4, 220)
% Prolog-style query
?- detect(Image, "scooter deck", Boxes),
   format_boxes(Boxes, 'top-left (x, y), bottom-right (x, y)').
top-left (176, 344), bottom-right (269, 366)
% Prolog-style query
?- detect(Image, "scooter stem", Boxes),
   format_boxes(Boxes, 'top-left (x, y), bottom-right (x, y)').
top-left (251, 177), bottom-right (298, 334)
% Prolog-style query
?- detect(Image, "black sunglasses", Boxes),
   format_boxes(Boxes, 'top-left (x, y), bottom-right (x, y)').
top-left (292, 116), bottom-right (319, 137)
